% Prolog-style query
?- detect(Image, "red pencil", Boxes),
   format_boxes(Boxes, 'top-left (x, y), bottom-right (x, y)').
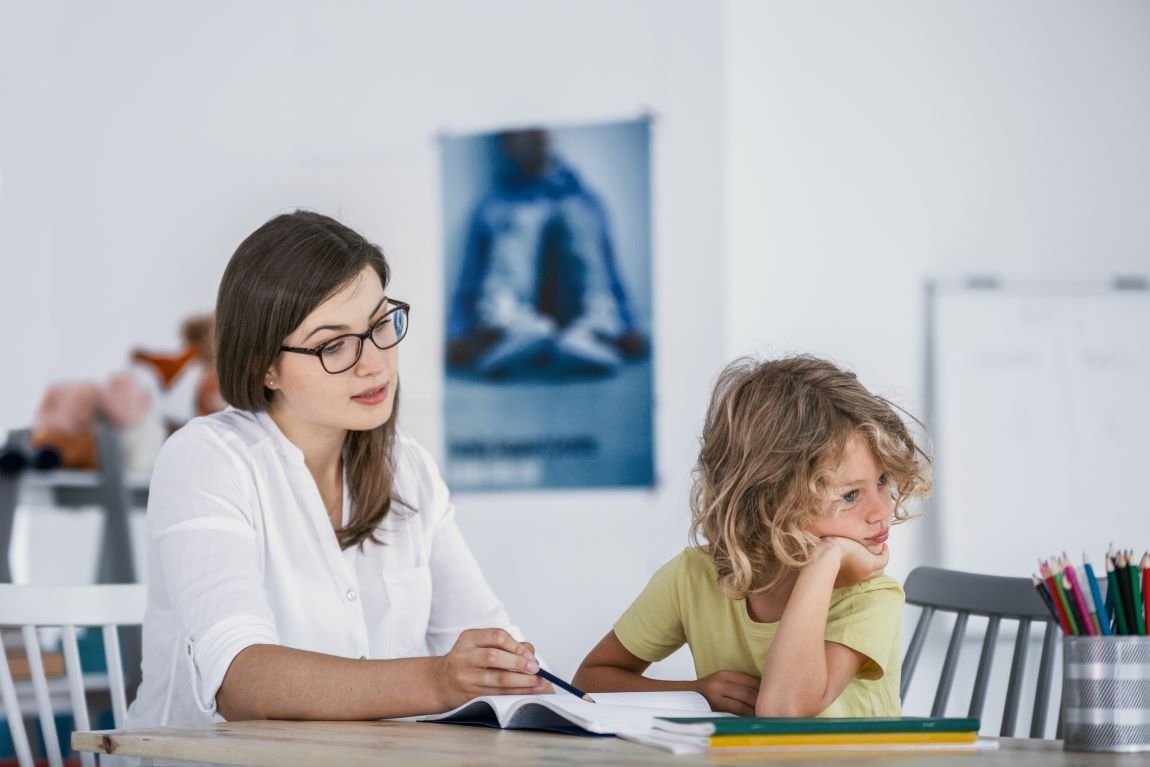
top-left (1040, 559), bottom-right (1073, 634)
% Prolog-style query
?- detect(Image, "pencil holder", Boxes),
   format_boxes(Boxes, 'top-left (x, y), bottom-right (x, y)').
top-left (1062, 636), bottom-right (1150, 753)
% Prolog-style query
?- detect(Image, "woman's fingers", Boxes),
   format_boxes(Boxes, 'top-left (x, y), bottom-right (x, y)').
top-left (452, 629), bottom-right (545, 690)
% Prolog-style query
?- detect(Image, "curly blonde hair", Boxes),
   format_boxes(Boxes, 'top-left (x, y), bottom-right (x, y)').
top-left (690, 355), bottom-right (932, 599)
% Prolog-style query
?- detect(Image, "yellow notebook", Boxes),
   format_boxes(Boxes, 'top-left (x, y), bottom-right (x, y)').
top-left (712, 730), bottom-right (979, 748)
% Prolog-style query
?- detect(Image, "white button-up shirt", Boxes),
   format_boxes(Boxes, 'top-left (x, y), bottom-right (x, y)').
top-left (127, 408), bottom-right (520, 727)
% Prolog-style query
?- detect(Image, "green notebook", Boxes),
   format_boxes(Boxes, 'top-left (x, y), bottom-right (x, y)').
top-left (653, 716), bottom-right (980, 737)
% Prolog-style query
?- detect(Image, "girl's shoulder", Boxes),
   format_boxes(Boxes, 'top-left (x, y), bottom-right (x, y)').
top-left (830, 574), bottom-right (906, 605)
top-left (661, 546), bottom-right (725, 591)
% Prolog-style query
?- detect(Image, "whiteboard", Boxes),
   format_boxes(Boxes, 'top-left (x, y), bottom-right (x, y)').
top-left (930, 279), bottom-right (1150, 577)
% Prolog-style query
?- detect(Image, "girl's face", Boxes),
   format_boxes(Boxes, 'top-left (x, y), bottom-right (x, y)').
top-left (809, 434), bottom-right (894, 555)
top-left (267, 265), bottom-right (399, 444)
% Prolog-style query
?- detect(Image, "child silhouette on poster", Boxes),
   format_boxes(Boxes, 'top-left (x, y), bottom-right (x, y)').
top-left (447, 128), bottom-right (647, 380)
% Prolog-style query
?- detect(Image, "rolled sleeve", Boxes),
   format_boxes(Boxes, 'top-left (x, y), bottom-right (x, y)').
top-left (148, 424), bottom-right (281, 714)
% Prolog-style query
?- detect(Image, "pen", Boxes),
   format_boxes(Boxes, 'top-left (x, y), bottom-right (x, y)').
top-left (537, 668), bottom-right (596, 702)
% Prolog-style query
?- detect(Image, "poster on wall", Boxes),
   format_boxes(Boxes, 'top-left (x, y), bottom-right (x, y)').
top-left (441, 117), bottom-right (653, 491)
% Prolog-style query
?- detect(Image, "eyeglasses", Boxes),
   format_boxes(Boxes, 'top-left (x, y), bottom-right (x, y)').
top-left (280, 300), bottom-right (410, 374)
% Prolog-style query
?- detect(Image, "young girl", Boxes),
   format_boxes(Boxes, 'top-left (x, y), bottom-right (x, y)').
top-left (573, 355), bottom-right (931, 717)
top-left (127, 211), bottom-right (548, 727)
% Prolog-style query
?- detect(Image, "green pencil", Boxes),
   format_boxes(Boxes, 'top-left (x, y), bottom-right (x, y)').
top-left (1049, 561), bottom-right (1080, 635)
top-left (1107, 557), bottom-right (1129, 635)
top-left (1127, 550), bottom-right (1146, 635)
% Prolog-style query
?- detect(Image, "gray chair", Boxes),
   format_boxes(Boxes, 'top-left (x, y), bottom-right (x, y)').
top-left (901, 566), bottom-right (1061, 738)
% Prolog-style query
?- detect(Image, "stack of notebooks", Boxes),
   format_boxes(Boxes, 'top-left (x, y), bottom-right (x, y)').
top-left (415, 691), bottom-right (991, 755)
top-left (627, 715), bottom-right (989, 755)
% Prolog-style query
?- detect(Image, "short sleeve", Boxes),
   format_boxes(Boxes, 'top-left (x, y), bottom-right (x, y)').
top-left (613, 554), bottom-right (688, 663)
top-left (147, 423), bottom-right (279, 715)
top-left (824, 577), bottom-right (904, 680)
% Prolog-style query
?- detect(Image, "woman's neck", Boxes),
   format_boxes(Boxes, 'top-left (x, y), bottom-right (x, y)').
top-left (744, 570), bottom-right (800, 624)
top-left (268, 407), bottom-right (345, 484)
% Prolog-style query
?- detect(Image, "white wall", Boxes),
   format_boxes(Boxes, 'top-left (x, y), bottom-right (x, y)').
top-left (726, 0), bottom-right (1150, 581)
top-left (0, 1), bottom-right (724, 678)
top-left (4, 0), bottom-right (1149, 689)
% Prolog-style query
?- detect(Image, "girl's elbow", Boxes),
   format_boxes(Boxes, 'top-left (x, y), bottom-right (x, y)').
top-left (755, 688), bottom-right (827, 718)
top-left (755, 700), bottom-right (824, 718)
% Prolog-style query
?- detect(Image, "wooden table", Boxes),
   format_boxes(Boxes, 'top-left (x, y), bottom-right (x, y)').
top-left (73, 721), bottom-right (1142, 766)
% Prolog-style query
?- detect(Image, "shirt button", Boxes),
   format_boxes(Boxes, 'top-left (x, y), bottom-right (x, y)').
top-left (346, 589), bottom-right (357, 601)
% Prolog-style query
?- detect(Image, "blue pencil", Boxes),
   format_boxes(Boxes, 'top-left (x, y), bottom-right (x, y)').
top-left (537, 668), bottom-right (596, 702)
top-left (1083, 554), bottom-right (1113, 636)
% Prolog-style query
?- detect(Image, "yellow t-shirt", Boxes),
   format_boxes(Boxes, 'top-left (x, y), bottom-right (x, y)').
top-left (614, 547), bottom-right (904, 717)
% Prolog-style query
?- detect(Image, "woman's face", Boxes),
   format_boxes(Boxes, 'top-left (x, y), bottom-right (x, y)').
top-left (268, 265), bottom-right (399, 442)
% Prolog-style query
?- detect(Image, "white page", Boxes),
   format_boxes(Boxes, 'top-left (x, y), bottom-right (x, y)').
top-left (419, 690), bottom-right (716, 733)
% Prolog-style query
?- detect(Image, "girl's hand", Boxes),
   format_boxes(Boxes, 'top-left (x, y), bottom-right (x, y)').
top-left (818, 536), bottom-right (889, 588)
top-left (691, 670), bottom-right (761, 716)
top-left (434, 628), bottom-right (548, 710)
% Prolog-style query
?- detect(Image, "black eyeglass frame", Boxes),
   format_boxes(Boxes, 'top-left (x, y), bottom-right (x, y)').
top-left (279, 300), bottom-right (411, 374)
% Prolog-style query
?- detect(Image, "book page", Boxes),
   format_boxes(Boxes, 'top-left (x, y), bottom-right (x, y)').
top-left (504, 692), bottom-right (716, 735)
top-left (419, 690), bottom-right (717, 733)
top-left (418, 694), bottom-right (527, 726)
top-left (585, 691), bottom-right (714, 712)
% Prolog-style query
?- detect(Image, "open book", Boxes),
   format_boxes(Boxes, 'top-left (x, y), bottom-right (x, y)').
top-left (415, 690), bottom-right (717, 736)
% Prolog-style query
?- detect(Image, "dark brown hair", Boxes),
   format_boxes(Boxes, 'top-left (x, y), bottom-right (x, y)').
top-left (690, 355), bottom-right (932, 598)
top-left (215, 210), bottom-right (401, 549)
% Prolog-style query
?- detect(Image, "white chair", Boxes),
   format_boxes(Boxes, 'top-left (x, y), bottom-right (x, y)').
top-left (1, 583), bottom-right (146, 767)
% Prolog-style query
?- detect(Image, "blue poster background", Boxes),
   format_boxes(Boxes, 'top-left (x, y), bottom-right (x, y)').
top-left (441, 118), bottom-right (653, 490)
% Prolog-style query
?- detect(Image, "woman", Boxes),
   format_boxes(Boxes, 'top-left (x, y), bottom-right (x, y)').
top-left (127, 211), bottom-right (547, 726)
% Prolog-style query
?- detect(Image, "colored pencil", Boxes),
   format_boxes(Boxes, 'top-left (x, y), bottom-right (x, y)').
top-left (1128, 550), bottom-right (1146, 635)
top-left (536, 668), bottom-right (595, 702)
top-left (1073, 556), bottom-right (1102, 635)
top-left (1050, 558), bottom-right (1083, 636)
top-left (1032, 575), bottom-right (1054, 612)
top-left (1107, 556), bottom-right (1130, 635)
top-left (1116, 552), bottom-right (1137, 635)
top-left (1061, 574), bottom-right (1087, 635)
top-left (1040, 560), bottom-right (1074, 634)
top-left (1032, 576), bottom-right (1057, 625)
top-left (1082, 554), bottom-right (1112, 636)
top-left (1142, 553), bottom-right (1149, 638)
top-left (1062, 556), bottom-right (1096, 636)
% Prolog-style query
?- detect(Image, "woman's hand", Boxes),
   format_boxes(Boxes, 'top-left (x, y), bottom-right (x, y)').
top-left (691, 670), bottom-right (761, 716)
top-left (434, 628), bottom-right (547, 711)
top-left (818, 536), bottom-right (889, 588)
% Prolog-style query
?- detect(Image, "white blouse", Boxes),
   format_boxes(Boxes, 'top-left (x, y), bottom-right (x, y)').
top-left (126, 408), bottom-right (520, 727)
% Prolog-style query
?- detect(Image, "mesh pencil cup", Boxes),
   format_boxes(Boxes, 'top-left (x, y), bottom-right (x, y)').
top-left (1062, 636), bottom-right (1150, 753)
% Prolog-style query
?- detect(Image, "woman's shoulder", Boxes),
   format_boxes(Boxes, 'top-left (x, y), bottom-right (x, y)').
top-left (391, 427), bottom-right (438, 479)
top-left (389, 428), bottom-right (449, 516)
top-left (154, 409), bottom-right (291, 478)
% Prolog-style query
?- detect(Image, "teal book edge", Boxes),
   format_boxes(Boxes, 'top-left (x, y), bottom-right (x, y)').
top-left (654, 716), bottom-right (980, 736)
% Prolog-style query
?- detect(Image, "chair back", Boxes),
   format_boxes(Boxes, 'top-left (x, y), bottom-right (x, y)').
top-left (901, 566), bottom-right (1059, 738)
top-left (0, 583), bottom-right (146, 767)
